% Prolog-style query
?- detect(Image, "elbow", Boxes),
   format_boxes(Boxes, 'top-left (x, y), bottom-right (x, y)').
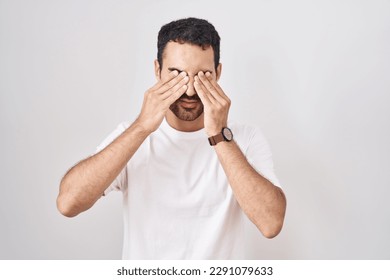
top-left (57, 180), bottom-right (83, 218)
top-left (57, 176), bottom-right (90, 218)
top-left (56, 178), bottom-right (98, 217)
top-left (256, 200), bottom-right (287, 238)
top-left (253, 211), bottom-right (285, 238)
top-left (57, 177), bottom-right (79, 217)
top-left (261, 214), bottom-right (286, 239)
top-left (261, 187), bottom-right (286, 239)
top-left (259, 222), bottom-right (284, 239)
top-left (56, 194), bottom-right (80, 218)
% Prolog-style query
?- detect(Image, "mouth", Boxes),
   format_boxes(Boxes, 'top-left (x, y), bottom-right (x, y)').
top-left (180, 100), bottom-right (199, 109)
top-left (180, 99), bottom-right (200, 108)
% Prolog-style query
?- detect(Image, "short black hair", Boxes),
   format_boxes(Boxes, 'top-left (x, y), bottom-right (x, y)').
top-left (157, 17), bottom-right (221, 70)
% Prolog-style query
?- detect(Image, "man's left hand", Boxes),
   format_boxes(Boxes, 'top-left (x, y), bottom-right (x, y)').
top-left (194, 71), bottom-right (231, 137)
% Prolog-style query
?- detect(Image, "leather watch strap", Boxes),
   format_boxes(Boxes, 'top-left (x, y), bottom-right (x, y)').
top-left (208, 133), bottom-right (225, 146)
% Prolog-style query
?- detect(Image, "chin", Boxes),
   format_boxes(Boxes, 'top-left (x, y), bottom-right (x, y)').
top-left (169, 104), bottom-right (203, 122)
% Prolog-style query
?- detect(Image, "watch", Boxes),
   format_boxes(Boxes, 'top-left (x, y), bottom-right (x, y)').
top-left (208, 127), bottom-right (233, 146)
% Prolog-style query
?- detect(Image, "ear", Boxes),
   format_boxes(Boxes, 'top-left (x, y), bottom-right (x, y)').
top-left (154, 59), bottom-right (161, 81)
top-left (216, 63), bottom-right (222, 82)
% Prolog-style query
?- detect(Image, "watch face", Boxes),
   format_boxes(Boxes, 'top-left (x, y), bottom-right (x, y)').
top-left (222, 127), bottom-right (233, 141)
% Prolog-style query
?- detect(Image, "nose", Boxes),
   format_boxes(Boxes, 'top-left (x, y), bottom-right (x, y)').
top-left (186, 75), bottom-right (196, 96)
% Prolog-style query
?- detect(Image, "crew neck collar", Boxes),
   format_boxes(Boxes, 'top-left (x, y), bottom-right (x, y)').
top-left (160, 117), bottom-right (206, 140)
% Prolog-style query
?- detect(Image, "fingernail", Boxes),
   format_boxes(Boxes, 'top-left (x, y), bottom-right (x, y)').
top-left (180, 71), bottom-right (186, 77)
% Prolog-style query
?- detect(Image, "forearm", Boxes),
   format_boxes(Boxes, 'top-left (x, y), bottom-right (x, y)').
top-left (57, 120), bottom-right (150, 217)
top-left (214, 140), bottom-right (286, 238)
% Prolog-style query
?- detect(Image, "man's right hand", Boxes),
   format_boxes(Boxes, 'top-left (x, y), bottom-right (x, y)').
top-left (135, 70), bottom-right (188, 133)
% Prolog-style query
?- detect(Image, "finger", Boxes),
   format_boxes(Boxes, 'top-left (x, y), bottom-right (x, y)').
top-left (195, 73), bottom-right (219, 105)
top-left (194, 75), bottom-right (213, 106)
top-left (198, 71), bottom-right (227, 104)
top-left (204, 71), bottom-right (231, 104)
top-left (204, 71), bottom-right (231, 107)
top-left (156, 71), bottom-right (188, 94)
top-left (150, 70), bottom-right (179, 91)
top-left (161, 74), bottom-right (189, 100)
top-left (165, 83), bottom-right (188, 105)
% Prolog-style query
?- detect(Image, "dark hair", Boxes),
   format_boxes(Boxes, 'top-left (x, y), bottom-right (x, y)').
top-left (157, 17), bottom-right (220, 70)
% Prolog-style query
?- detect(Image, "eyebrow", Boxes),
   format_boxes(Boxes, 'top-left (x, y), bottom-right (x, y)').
top-left (168, 67), bottom-right (213, 74)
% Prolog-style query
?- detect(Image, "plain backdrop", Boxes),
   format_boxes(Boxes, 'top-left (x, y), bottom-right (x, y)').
top-left (1, 0), bottom-right (389, 259)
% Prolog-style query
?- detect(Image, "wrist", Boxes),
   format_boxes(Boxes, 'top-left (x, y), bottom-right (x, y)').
top-left (206, 129), bottom-right (221, 137)
top-left (206, 124), bottom-right (227, 137)
top-left (132, 118), bottom-right (154, 136)
top-left (208, 127), bottom-right (233, 146)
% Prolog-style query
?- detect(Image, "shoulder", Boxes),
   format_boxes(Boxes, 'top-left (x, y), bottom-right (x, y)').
top-left (96, 121), bottom-right (132, 153)
top-left (116, 121), bottom-right (132, 131)
top-left (103, 121), bottom-right (132, 141)
top-left (229, 120), bottom-right (267, 143)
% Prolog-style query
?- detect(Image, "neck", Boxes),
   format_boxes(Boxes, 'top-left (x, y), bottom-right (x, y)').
top-left (165, 110), bottom-right (204, 132)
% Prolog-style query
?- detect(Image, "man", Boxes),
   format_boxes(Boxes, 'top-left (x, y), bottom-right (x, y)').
top-left (57, 17), bottom-right (286, 259)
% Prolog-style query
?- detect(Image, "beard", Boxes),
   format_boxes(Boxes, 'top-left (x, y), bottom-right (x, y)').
top-left (169, 93), bottom-right (204, 121)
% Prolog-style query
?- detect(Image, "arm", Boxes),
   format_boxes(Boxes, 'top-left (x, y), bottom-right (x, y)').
top-left (195, 71), bottom-right (286, 238)
top-left (214, 140), bottom-right (286, 238)
top-left (57, 121), bottom-right (150, 217)
top-left (57, 70), bottom-right (189, 217)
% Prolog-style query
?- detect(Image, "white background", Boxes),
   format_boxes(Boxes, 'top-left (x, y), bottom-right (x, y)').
top-left (1, 0), bottom-right (389, 259)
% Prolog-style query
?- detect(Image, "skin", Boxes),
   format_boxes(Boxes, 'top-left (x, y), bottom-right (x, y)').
top-left (57, 41), bottom-right (286, 238)
top-left (154, 42), bottom-right (222, 133)
top-left (195, 71), bottom-right (286, 237)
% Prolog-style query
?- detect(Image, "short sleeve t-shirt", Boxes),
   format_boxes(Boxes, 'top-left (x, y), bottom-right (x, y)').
top-left (96, 118), bottom-right (281, 259)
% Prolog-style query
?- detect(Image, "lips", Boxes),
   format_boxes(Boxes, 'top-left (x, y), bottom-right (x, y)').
top-left (180, 99), bottom-right (199, 108)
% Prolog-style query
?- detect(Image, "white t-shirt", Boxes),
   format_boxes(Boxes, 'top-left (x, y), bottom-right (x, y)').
top-left (96, 118), bottom-right (281, 259)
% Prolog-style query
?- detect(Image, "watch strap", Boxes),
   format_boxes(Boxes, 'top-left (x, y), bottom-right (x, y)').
top-left (208, 133), bottom-right (225, 146)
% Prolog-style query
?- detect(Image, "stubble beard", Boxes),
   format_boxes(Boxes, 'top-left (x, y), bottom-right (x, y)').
top-left (169, 100), bottom-right (204, 121)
